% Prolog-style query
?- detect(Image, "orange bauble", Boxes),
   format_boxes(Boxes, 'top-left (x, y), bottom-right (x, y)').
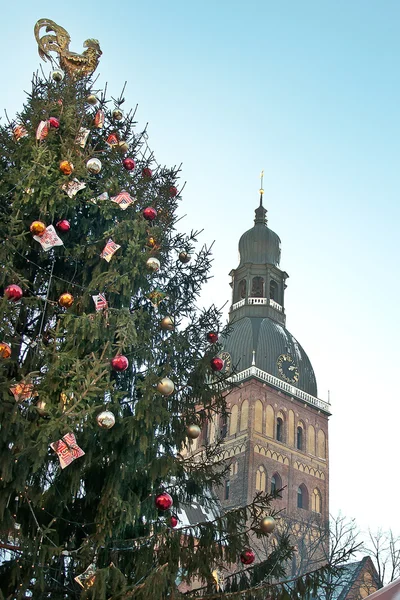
top-left (0, 342), bottom-right (12, 359)
top-left (30, 220), bottom-right (46, 236)
top-left (59, 160), bottom-right (74, 175)
top-left (58, 292), bottom-right (74, 308)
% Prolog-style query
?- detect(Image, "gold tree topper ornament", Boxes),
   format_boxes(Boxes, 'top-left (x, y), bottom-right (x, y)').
top-left (34, 18), bottom-right (102, 79)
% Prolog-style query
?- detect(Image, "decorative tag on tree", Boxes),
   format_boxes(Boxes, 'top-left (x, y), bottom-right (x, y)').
top-left (33, 225), bottom-right (63, 251)
top-left (13, 125), bottom-right (28, 141)
top-left (110, 191), bottom-right (135, 210)
top-left (100, 239), bottom-right (121, 262)
top-left (36, 120), bottom-right (48, 140)
top-left (10, 381), bottom-right (36, 402)
top-left (147, 289), bottom-right (167, 308)
top-left (62, 179), bottom-right (86, 198)
top-left (94, 110), bottom-right (105, 128)
top-left (74, 563), bottom-right (96, 588)
top-left (75, 127), bottom-right (90, 148)
top-left (106, 133), bottom-right (119, 147)
top-left (90, 192), bottom-right (109, 204)
top-left (92, 293), bottom-right (108, 311)
top-left (50, 432), bottom-right (85, 469)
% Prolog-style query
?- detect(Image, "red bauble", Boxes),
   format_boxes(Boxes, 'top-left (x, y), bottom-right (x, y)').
top-left (210, 357), bottom-right (224, 371)
top-left (240, 549), bottom-right (255, 565)
top-left (169, 186), bottom-right (178, 197)
top-left (207, 331), bottom-right (218, 344)
top-left (56, 219), bottom-right (71, 232)
top-left (155, 492), bottom-right (173, 511)
top-left (123, 157), bottom-right (135, 171)
top-left (170, 515), bottom-right (178, 528)
top-left (111, 355), bottom-right (129, 372)
top-left (4, 284), bottom-right (23, 301)
top-left (48, 117), bottom-right (60, 128)
top-left (143, 207), bottom-right (157, 221)
top-left (142, 167), bottom-right (152, 178)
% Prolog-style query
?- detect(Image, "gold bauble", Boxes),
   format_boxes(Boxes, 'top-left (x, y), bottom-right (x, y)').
top-left (86, 94), bottom-right (98, 105)
top-left (30, 220), bottom-right (46, 236)
top-left (59, 292), bottom-right (74, 308)
top-left (156, 377), bottom-right (174, 396)
top-left (260, 516), bottom-right (276, 534)
top-left (0, 342), bottom-right (12, 359)
top-left (146, 257), bottom-right (160, 272)
top-left (112, 109), bottom-right (123, 121)
top-left (186, 424), bottom-right (201, 439)
top-left (160, 316), bottom-right (174, 331)
top-left (115, 140), bottom-right (129, 154)
top-left (36, 400), bottom-right (48, 417)
top-left (59, 160), bottom-right (74, 175)
top-left (179, 251), bottom-right (191, 264)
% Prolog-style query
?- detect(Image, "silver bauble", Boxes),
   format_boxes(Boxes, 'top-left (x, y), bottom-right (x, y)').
top-left (156, 377), bottom-right (174, 396)
top-left (96, 410), bottom-right (116, 429)
top-left (51, 69), bottom-right (65, 82)
top-left (146, 257), bottom-right (160, 272)
top-left (86, 158), bottom-right (102, 174)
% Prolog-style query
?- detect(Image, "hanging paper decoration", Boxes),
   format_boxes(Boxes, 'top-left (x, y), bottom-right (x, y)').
top-left (33, 225), bottom-right (63, 251)
top-left (94, 109), bottom-right (105, 128)
top-left (92, 293), bottom-right (108, 311)
top-left (75, 127), bottom-right (90, 148)
top-left (50, 432), bottom-right (85, 469)
top-left (36, 120), bottom-right (48, 140)
top-left (90, 191), bottom-right (109, 204)
top-left (147, 289), bottom-right (167, 308)
top-left (13, 125), bottom-right (28, 141)
top-left (100, 239), bottom-right (121, 262)
top-left (106, 133), bottom-right (119, 147)
top-left (10, 381), bottom-right (36, 402)
top-left (74, 563), bottom-right (97, 588)
top-left (62, 179), bottom-right (86, 198)
top-left (110, 191), bottom-right (135, 210)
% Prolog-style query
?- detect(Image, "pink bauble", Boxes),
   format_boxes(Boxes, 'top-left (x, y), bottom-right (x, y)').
top-left (4, 284), bottom-right (23, 301)
top-left (123, 157), bottom-right (135, 171)
top-left (56, 219), bottom-right (71, 233)
top-left (143, 207), bottom-right (157, 221)
top-left (155, 492), bottom-right (173, 511)
top-left (111, 355), bottom-right (129, 372)
top-left (210, 357), bottom-right (224, 372)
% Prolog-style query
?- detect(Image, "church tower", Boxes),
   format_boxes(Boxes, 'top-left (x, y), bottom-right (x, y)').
top-left (210, 190), bottom-right (330, 532)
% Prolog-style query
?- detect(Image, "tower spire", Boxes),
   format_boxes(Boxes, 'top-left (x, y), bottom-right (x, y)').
top-left (255, 170), bottom-right (267, 225)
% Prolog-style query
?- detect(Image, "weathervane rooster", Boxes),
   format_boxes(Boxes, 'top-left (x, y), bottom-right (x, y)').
top-left (34, 18), bottom-right (102, 79)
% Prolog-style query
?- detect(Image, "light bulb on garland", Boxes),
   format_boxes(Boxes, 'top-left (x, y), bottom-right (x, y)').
top-left (4, 285), bottom-right (23, 302)
top-left (30, 221), bottom-right (46, 236)
top-left (96, 410), bottom-right (116, 429)
top-left (0, 342), bottom-right (12, 359)
top-left (58, 293), bottom-right (74, 308)
top-left (260, 516), bottom-right (276, 534)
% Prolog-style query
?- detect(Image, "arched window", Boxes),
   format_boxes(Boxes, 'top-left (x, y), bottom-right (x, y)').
top-left (297, 424), bottom-right (304, 451)
top-left (270, 280), bottom-right (278, 301)
top-left (271, 472), bottom-right (282, 496)
top-left (276, 415), bottom-right (284, 442)
top-left (239, 279), bottom-right (246, 299)
top-left (225, 480), bottom-right (230, 500)
top-left (254, 400), bottom-right (263, 433)
top-left (317, 429), bottom-right (326, 459)
top-left (220, 414), bottom-right (227, 439)
top-left (229, 405), bottom-right (238, 436)
top-left (297, 484), bottom-right (309, 510)
top-left (251, 276), bottom-right (264, 298)
top-left (265, 405), bottom-right (274, 437)
top-left (240, 399), bottom-right (249, 431)
top-left (230, 461), bottom-right (238, 476)
top-left (288, 410), bottom-right (295, 446)
top-left (308, 425), bottom-right (316, 455)
top-left (312, 488), bottom-right (322, 513)
top-left (256, 466), bottom-right (266, 491)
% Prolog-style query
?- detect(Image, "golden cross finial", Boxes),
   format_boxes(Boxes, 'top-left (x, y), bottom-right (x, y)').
top-left (259, 170), bottom-right (264, 196)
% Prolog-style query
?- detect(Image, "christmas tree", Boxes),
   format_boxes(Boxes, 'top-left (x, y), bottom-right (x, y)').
top-left (0, 19), bottom-right (352, 600)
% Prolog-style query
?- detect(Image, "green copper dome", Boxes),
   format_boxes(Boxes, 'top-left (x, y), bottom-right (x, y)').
top-left (238, 200), bottom-right (281, 267)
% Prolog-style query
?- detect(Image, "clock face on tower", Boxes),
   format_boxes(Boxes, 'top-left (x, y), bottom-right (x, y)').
top-left (219, 351), bottom-right (232, 374)
top-left (276, 353), bottom-right (299, 384)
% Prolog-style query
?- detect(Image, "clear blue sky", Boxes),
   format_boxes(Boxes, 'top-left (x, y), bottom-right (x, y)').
top-left (2, 1), bottom-right (399, 535)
